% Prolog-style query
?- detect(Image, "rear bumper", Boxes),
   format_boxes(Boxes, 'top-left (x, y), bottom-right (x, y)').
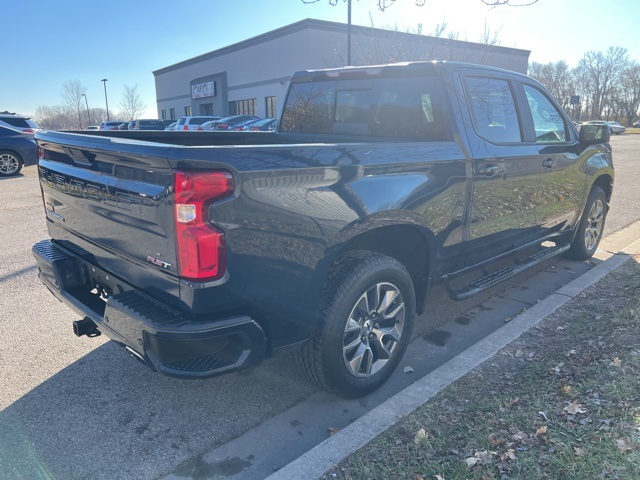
top-left (32, 239), bottom-right (267, 378)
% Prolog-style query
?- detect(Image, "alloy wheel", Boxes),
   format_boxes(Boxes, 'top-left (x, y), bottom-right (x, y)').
top-left (343, 282), bottom-right (405, 378)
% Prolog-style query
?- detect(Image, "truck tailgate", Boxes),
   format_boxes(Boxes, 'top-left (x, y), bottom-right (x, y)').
top-left (36, 130), bottom-right (181, 305)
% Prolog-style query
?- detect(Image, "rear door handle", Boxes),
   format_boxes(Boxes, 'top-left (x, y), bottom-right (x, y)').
top-left (542, 158), bottom-right (556, 168)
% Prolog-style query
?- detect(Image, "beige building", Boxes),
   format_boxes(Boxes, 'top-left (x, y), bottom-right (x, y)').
top-left (153, 18), bottom-right (530, 121)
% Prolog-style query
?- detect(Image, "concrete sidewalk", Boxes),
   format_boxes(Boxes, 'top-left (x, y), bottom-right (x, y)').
top-left (266, 223), bottom-right (640, 480)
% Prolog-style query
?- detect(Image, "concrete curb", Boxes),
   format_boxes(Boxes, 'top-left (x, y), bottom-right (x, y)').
top-left (266, 242), bottom-right (639, 480)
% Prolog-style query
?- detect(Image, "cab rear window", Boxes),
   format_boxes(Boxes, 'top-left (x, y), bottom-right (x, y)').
top-left (280, 76), bottom-right (451, 141)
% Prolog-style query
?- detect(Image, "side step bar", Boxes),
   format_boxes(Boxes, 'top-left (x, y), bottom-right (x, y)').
top-left (444, 243), bottom-right (571, 301)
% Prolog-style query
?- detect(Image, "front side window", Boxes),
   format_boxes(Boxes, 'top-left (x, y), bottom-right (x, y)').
top-left (465, 77), bottom-right (521, 143)
top-left (523, 85), bottom-right (567, 143)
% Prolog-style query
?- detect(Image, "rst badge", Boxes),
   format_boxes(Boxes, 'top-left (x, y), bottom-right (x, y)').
top-left (146, 255), bottom-right (172, 269)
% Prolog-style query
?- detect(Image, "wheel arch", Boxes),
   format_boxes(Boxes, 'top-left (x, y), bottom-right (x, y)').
top-left (591, 174), bottom-right (613, 203)
top-left (322, 221), bottom-right (436, 315)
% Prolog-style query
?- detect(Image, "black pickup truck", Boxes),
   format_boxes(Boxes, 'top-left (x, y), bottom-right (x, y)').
top-left (33, 61), bottom-right (612, 398)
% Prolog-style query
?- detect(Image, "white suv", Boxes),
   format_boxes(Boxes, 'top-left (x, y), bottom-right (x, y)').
top-left (0, 112), bottom-right (40, 133)
top-left (174, 116), bottom-right (221, 131)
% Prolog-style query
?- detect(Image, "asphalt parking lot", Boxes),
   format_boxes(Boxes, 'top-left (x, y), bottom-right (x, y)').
top-left (1, 135), bottom-right (638, 479)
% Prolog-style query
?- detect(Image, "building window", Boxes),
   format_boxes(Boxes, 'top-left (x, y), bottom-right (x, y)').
top-left (161, 109), bottom-right (167, 120)
top-left (265, 96), bottom-right (277, 118)
top-left (185, 106), bottom-right (192, 116)
top-left (229, 99), bottom-right (257, 116)
top-left (169, 108), bottom-right (175, 120)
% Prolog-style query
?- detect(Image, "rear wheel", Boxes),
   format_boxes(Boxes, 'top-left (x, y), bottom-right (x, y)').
top-left (0, 150), bottom-right (23, 176)
top-left (566, 186), bottom-right (607, 260)
top-left (296, 251), bottom-right (415, 398)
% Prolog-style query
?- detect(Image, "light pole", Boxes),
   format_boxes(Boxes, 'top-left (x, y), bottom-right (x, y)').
top-left (101, 78), bottom-right (110, 121)
top-left (347, 0), bottom-right (352, 66)
top-left (81, 93), bottom-right (92, 127)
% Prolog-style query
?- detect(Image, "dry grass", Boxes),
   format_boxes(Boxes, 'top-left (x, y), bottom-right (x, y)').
top-left (323, 257), bottom-right (640, 480)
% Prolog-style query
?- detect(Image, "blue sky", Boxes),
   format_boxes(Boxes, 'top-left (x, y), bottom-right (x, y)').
top-left (2, 0), bottom-right (638, 119)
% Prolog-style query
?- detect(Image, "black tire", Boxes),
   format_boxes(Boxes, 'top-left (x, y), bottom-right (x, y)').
top-left (295, 251), bottom-right (416, 398)
top-left (565, 186), bottom-right (607, 260)
top-left (0, 150), bottom-right (23, 176)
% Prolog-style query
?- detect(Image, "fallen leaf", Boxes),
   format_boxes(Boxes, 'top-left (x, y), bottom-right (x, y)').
top-left (574, 446), bottom-right (587, 456)
top-left (465, 457), bottom-right (479, 468)
top-left (561, 385), bottom-right (572, 394)
top-left (404, 366), bottom-right (415, 374)
top-left (328, 427), bottom-right (341, 435)
top-left (488, 433), bottom-right (506, 447)
top-left (551, 363), bottom-right (565, 373)
top-left (611, 357), bottom-right (622, 367)
top-left (535, 426), bottom-right (548, 436)
top-left (566, 349), bottom-right (577, 357)
top-left (615, 438), bottom-right (634, 452)
top-left (435, 475), bottom-right (445, 480)
top-left (414, 428), bottom-right (430, 445)
top-left (564, 401), bottom-right (587, 415)
top-left (515, 349), bottom-right (524, 358)
top-left (501, 449), bottom-right (516, 461)
top-left (538, 411), bottom-right (548, 421)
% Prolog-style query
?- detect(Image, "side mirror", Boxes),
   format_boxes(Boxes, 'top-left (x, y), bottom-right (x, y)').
top-left (579, 124), bottom-right (610, 144)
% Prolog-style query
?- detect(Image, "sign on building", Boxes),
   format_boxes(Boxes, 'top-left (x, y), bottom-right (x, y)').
top-left (192, 81), bottom-right (216, 99)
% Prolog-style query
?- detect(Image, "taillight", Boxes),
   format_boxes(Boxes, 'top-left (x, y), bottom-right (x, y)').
top-left (174, 170), bottom-right (234, 280)
top-left (183, 125), bottom-right (189, 130)
top-left (38, 147), bottom-right (45, 161)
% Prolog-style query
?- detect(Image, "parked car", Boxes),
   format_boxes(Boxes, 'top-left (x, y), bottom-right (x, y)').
top-left (195, 120), bottom-right (218, 131)
top-left (118, 123), bottom-right (130, 130)
top-left (0, 125), bottom-right (37, 176)
top-left (175, 116), bottom-right (221, 131)
top-left (99, 121), bottom-right (125, 131)
top-left (129, 119), bottom-right (165, 130)
top-left (214, 115), bottom-right (260, 130)
top-left (164, 122), bottom-right (177, 131)
top-left (0, 112), bottom-right (40, 134)
top-left (584, 120), bottom-right (626, 135)
top-left (633, 119), bottom-right (640, 128)
top-left (86, 126), bottom-right (100, 130)
top-left (162, 119), bottom-right (175, 129)
top-left (228, 118), bottom-right (262, 131)
top-left (244, 117), bottom-right (277, 131)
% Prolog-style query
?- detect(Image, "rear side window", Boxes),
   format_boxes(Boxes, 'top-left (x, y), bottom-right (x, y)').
top-left (1, 117), bottom-right (31, 128)
top-left (280, 76), bottom-right (450, 140)
top-left (188, 117), bottom-right (211, 126)
top-left (523, 85), bottom-right (567, 143)
top-left (465, 77), bottom-right (521, 143)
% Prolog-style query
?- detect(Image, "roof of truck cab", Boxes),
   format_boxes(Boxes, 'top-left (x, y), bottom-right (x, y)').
top-left (289, 61), bottom-right (525, 83)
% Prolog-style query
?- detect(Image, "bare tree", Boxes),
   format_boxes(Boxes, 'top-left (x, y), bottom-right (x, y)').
top-left (478, 20), bottom-right (502, 46)
top-left (119, 85), bottom-right (146, 121)
top-left (617, 63), bottom-right (640, 125)
top-left (528, 61), bottom-right (576, 111)
top-left (61, 80), bottom-right (87, 129)
top-left (302, 0), bottom-right (536, 10)
top-left (575, 46), bottom-right (629, 120)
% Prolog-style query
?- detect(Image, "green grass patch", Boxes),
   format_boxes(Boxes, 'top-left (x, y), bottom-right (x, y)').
top-left (325, 258), bottom-right (640, 480)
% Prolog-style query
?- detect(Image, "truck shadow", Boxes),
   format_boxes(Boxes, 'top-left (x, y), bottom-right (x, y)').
top-left (0, 254), bottom-right (603, 480)
top-left (0, 342), bottom-right (318, 480)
